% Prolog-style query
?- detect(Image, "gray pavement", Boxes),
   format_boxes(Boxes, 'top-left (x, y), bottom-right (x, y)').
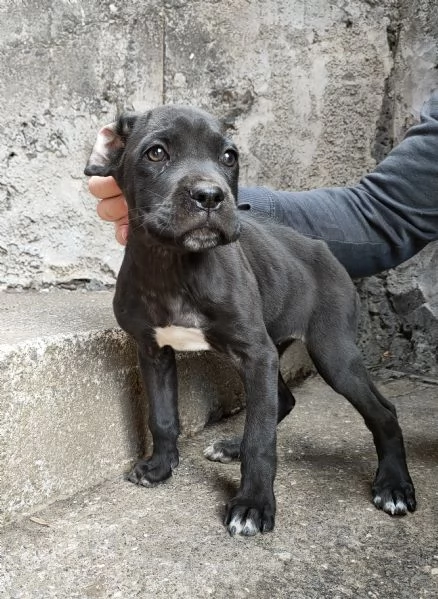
top-left (1, 374), bottom-right (437, 599)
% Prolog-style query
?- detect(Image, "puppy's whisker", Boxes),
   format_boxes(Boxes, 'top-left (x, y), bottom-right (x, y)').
top-left (130, 219), bottom-right (147, 234)
top-left (145, 189), bottom-right (169, 201)
top-left (127, 188), bottom-right (169, 203)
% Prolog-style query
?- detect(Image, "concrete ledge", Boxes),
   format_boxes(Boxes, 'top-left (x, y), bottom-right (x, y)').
top-left (0, 290), bottom-right (312, 525)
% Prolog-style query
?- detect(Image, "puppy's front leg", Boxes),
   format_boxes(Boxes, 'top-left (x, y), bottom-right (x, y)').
top-left (128, 345), bottom-right (180, 487)
top-left (225, 340), bottom-right (279, 536)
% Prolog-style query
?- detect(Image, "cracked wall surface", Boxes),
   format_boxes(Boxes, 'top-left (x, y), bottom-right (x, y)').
top-left (0, 0), bottom-right (437, 371)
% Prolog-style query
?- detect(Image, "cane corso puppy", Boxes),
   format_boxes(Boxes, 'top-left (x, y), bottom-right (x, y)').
top-left (85, 105), bottom-right (416, 536)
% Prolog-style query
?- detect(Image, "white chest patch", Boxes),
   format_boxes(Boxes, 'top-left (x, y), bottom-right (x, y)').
top-left (154, 326), bottom-right (211, 351)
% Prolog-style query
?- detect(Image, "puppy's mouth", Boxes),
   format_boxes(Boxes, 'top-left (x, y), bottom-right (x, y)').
top-left (181, 226), bottom-right (226, 251)
top-left (134, 193), bottom-right (241, 251)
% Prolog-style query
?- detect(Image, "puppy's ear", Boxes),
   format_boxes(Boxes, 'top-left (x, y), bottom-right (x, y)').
top-left (84, 113), bottom-right (138, 177)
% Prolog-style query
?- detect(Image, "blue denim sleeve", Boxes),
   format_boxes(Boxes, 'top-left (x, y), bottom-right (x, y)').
top-left (237, 93), bottom-right (438, 278)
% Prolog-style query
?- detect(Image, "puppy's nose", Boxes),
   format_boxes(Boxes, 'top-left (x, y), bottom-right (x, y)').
top-left (190, 183), bottom-right (224, 211)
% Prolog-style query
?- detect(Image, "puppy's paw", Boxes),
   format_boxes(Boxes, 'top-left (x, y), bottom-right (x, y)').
top-left (128, 453), bottom-right (179, 487)
top-left (203, 437), bottom-right (241, 463)
top-left (372, 473), bottom-right (416, 516)
top-left (224, 496), bottom-right (275, 537)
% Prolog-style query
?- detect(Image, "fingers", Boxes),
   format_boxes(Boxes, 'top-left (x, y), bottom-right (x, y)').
top-left (88, 175), bottom-right (129, 246)
top-left (88, 175), bottom-right (122, 200)
top-left (96, 195), bottom-right (128, 222)
top-left (115, 218), bottom-right (129, 246)
top-left (96, 199), bottom-right (128, 245)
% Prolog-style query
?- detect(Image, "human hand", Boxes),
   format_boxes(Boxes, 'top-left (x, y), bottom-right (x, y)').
top-left (88, 176), bottom-right (129, 245)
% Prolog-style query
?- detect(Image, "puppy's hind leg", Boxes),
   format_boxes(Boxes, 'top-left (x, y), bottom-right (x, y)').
top-left (277, 369), bottom-right (297, 421)
top-left (204, 370), bottom-right (296, 463)
top-left (306, 332), bottom-right (416, 516)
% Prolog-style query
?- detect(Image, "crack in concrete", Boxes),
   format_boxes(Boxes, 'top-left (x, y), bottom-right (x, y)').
top-left (372, 12), bottom-right (402, 163)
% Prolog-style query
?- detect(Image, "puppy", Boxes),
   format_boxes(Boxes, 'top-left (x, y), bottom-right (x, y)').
top-left (85, 105), bottom-right (416, 536)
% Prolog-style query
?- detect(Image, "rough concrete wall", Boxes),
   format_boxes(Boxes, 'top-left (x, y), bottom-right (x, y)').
top-left (0, 0), bottom-right (394, 289)
top-left (163, 0), bottom-right (394, 190)
top-left (0, 0), bottom-right (437, 371)
top-left (0, 0), bottom-right (164, 288)
top-left (358, 244), bottom-right (438, 376)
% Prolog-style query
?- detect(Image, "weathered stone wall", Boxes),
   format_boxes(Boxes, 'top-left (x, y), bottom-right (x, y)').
top-left (358, 244), bottom-right (438, 376)
top-left (0, 0), bottom-right (437, 372)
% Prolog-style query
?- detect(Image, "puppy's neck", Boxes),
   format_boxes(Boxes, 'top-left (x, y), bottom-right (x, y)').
top-left (125, 241), bottom-right (204, 292)
top-left (128, 241), bottom-right (182, 268)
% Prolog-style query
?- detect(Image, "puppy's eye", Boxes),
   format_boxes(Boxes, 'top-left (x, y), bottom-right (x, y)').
top-left (146, 145), bottom-right (168, 162)
top-left (221, 149), bottom-right (238, 167)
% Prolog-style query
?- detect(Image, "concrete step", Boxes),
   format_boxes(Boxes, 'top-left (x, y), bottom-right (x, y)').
top-left (0, 290), bottom-right (313, 526)
top-left (1, 375), bottom-right (437, 599)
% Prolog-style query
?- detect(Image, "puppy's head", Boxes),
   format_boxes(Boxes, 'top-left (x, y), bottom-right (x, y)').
top-left (85, 105), bottom-right (241, 251)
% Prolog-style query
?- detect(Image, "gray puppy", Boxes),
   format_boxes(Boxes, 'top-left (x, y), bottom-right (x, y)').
top-left (85, 105), bottom-right (416, 536)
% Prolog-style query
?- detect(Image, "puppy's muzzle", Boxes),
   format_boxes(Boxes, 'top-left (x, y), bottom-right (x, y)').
top-left (190, 182), bottom-right (224, 212)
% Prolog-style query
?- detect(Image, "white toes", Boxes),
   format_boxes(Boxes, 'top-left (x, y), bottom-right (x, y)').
top-left (228, 515), bottom-right (258, 537)
top-left (242, 519), bottom-right (258, 536)
top-left (374, 494), bottom-right (408, 515)
top-left (228, 515), bottom-right (245, 536)
top-left (138, 476), bottom-right (156, 488)
top-left (395, 500), bottom-right (408, 514)
top-left (383, 500), bottom-right (396, 515)
top-left (203, 444), bottom-right (232, 463)
top-left (373, 495), bottom-right (382, 508)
